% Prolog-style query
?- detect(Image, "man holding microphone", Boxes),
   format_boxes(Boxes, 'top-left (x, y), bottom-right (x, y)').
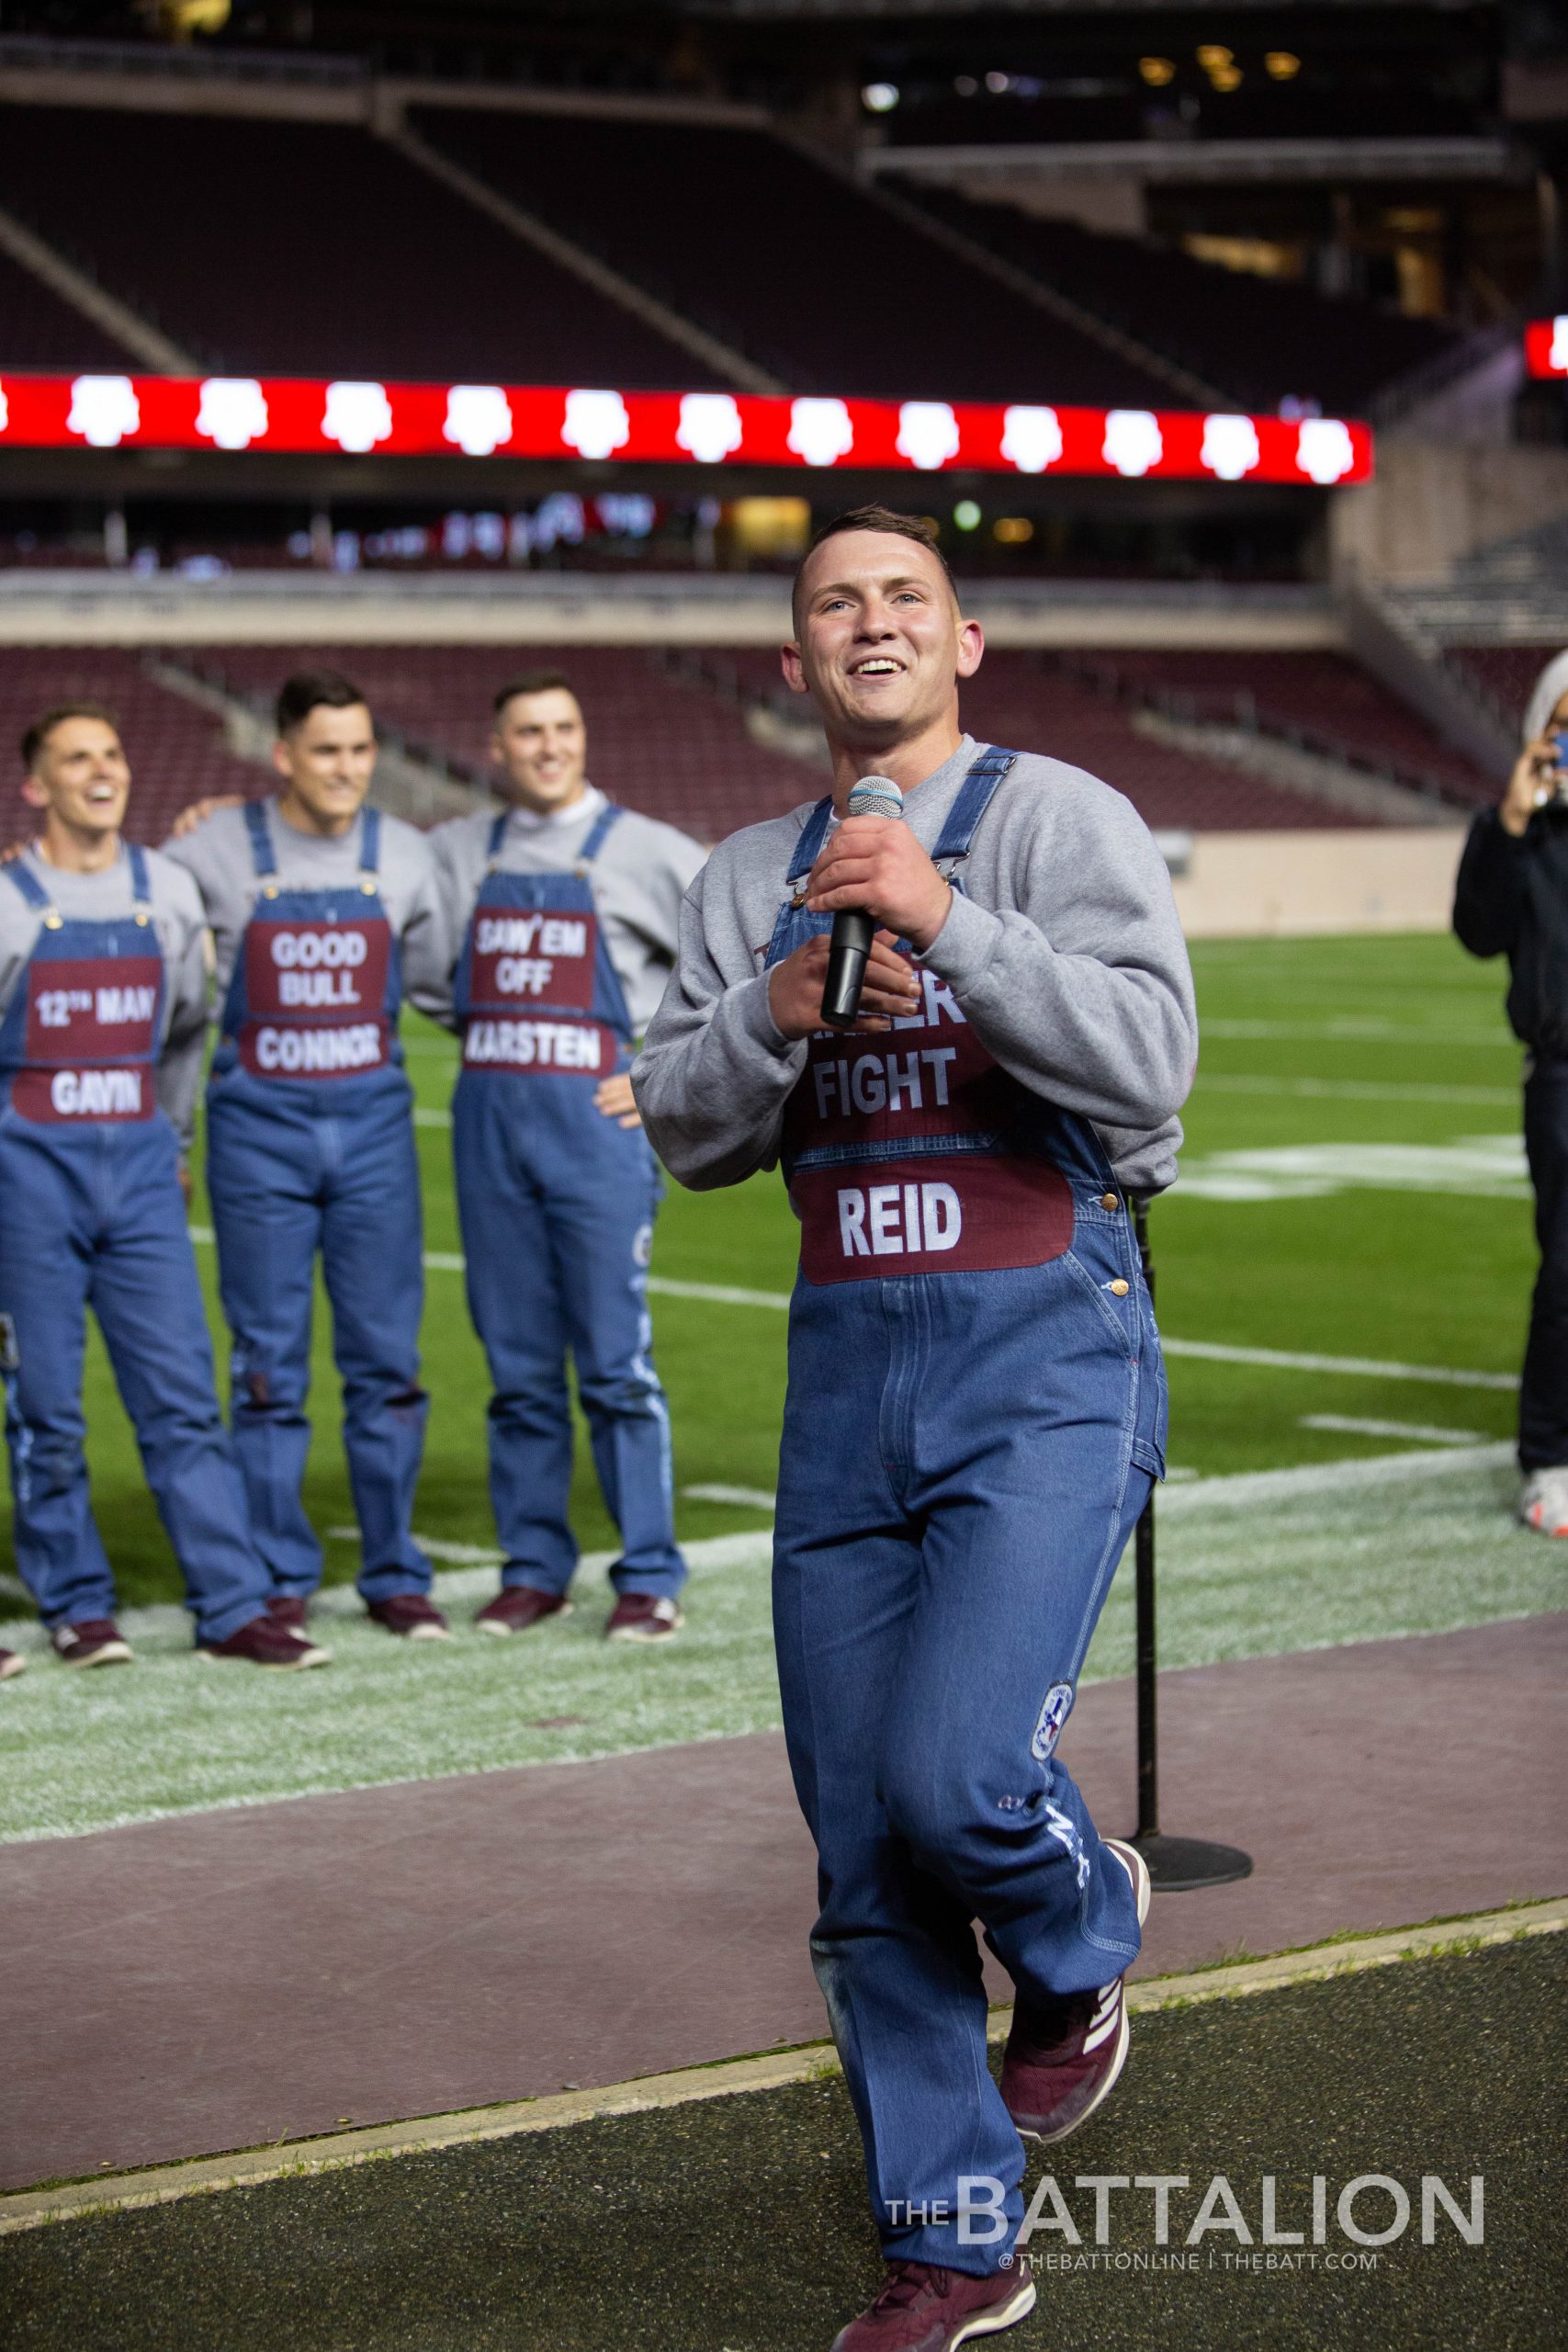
top-left (635, 507), bottom-right (1195, 2347)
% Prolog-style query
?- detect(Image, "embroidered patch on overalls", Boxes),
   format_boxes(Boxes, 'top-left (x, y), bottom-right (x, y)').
top-left (1032, 1680), bottom-right (1076, 1762)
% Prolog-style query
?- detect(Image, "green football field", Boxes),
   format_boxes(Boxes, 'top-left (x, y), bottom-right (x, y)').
top-left (0, 929), bottom-right (1553, 1841)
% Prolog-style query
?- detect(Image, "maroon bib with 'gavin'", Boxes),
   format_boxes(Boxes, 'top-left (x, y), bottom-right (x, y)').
top-left (238, 916), bottom-right (392, 1080)
top-left (466, 908), bottom-right (597, 1015)
top-left (784, 961), bottom-right (1074, 1283)
top-left (14, 953), bottom-right (161, 1123)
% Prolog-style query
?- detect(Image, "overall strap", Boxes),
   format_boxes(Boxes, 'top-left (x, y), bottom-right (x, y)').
top-left (5, 856), bottom-right (54, 914)
top-left (577, 801), bottom-right (625, 865)
top-left (786, 797), bottom-right (834, 888)
top-left (931, 745), bottom-right (1018, 866)
top-left (485, 808), bottom-right (509, 864)
top-left (244, 797), bottom-right (277, 877)
top-left (359, 806), bottom-right (381, 876)
top-left (127, 842), bottom-right (152, 905)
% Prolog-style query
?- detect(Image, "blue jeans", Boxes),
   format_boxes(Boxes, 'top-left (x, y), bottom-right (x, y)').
top-left (773, 1203), bottom-right (1166, 2271)
top-left (452, 1069), bottom-right (684, 1598)
top-left (0, 1106), bottom-right (273, 1643)
top-left (205, 1066), bottom-right (431, 1603)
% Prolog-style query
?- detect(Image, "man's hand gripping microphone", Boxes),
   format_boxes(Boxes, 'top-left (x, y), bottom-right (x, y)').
top-left (820, 775), bottom-right (905, 1029)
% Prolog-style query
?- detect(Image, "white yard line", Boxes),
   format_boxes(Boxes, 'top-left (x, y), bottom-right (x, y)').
top-left (1300, 1413), bottom-right (1485, 1448)
top-left (184, 1238), bottom-right (1517, 1388)
top-left (682, 1482), bottom-right (778, 1512)
top-left (1155, 1439), bottom-right (1511, 1514)
top-left (1197, 1076), bottom-right (1516, 1106)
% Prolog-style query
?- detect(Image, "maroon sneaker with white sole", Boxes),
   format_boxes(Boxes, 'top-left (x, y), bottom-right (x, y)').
top-left (266, 1594), bottom-right (310, 1636)
top-left (367, 1593), bottom-right (450, 1640)
top-left (831, 2258), bottom-right (1035, 2350)
top-left (1000, 1836), bottom-right (1151, 2145)
top-left (198, 1613), bottom-right (331, 1669)
top-left (475, 1588), bottom-right (571, 1636)
top-left (605, 1593), bottom-right (683, 1644)
top-left (51, 1618), bottom-right (133, 1668)
top-left (0, 1645), bottom-right (26, 1680)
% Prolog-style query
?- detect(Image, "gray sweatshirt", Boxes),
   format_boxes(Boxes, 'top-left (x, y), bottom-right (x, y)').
top-left (162, 797), bottom-right (450, 1023)
top-left (0, 842), bottom-right (211, 1146)
top-left (426, 786), bottom-right (707, 1036)
top-left (633, 735), bottom-right (1197, 1199)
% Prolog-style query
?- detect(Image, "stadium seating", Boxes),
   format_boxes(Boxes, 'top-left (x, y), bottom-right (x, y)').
top-left (176, 644), bottom-right (817, 841)
top-left (1058, 647), bottom-right (1494, 808)
top-left (412, 107), bottom-right (1176, 407)
top-left (0, 245), bottom-right (137, 371)
top-left (899, 186), bottom-right (1462, 417)
top-left (0, 649), bottom-right (261, 846)
top-left (1444, 645), bottom-right (1560, 734)
top-left (199, 641), bottom-right (1366, 836)
top-left (0, 105), bottom-right (720, 387)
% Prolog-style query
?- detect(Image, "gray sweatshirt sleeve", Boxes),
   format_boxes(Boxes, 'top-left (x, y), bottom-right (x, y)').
top-left (633, 850), bottom-right (807, 1190)
top-left (919, 785), bottom-right (1196, 1130)
top-left (154, 870), bottom-right (214, 1153)
top-left (398, 849), bottom-right (457, 1029)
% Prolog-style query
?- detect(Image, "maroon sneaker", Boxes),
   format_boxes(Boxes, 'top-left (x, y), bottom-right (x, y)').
top-left (604, 1593), bottom-right (683, 1644)
top-left (831, 2258), bottom-right (1035, 2350)
top-left (266, 1593), bottom-right (310, 1635)
top-left (367, 1593), bottom-right (450, 1641)
top-left (1000, 1836), bottom-right (1151, 2145)
top-left (198, 1613), bottom-right (331, 1669)
top-left (475, 1588), bottom-right (571, 1636)
top-left (0, 1645), bottom-right (26, 1681)
top-left (51, 1618), bottom-right (133, 1668)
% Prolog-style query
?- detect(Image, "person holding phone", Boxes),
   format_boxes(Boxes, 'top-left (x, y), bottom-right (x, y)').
top-left (1454, 647), bottom-right (1568, 1533)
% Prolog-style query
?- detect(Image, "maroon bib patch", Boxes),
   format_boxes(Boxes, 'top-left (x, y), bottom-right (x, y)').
top-left (238, 917), bottom-right (391, 1080)
top-left (461, 1016), bottom-right (618, 1075)
top-left (792, 1154), bottom-right (1075, 1283)
top-left (14, 953), bottom-right (161, 1123)
top-left (467, 909), bottom-right (596, 1015)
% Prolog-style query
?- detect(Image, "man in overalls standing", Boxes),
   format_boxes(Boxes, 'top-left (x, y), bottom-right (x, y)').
top-left (166, 673), bottom-right (450, 1639)
top-left (431, 671), bottom-right (704, 1641)
top-left (0, 706), bottom-right (326, 1671)
top-left (635, 509), bottom-right (1196, 2349)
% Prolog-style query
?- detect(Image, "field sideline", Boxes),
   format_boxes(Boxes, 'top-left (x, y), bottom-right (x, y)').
top-left (0, 931), bottom-right (1551, 1839)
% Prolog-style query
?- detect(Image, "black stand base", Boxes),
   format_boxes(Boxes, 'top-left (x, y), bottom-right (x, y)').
top-left (1131, 1831), bottom-right (1254, 1893)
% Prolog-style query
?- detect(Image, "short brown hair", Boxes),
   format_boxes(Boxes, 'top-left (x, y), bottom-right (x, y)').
top-left (793, 504), bottom-right (957, 629)
top-left (275, 669), bottom-right (368, 736)
top-left (20, 702), bottom-right (121, 774)
top-left (492, 669), bottom-right (579, 717)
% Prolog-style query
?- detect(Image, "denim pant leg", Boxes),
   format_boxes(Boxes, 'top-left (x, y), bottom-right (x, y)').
top-left (1521, 1056), bottom-right (1568, 1470)
top-left (319, 1088), bottom-right (431, 1600)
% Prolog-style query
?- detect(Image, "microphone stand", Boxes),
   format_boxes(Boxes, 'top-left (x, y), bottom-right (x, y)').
top-left (1129, 1200), bottom-right (1253, 1893)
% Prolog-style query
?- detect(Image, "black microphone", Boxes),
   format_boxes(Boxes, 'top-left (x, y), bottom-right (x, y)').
top-left (820, 774), bottom-right (905, 1030)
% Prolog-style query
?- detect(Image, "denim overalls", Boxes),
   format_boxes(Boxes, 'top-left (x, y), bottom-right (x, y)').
top-left (0, 848), bottom-right (270, 1642)
top-left (452, 803), bottom-right (682, 1600)
top-left (764, 748), bottom-right (1167, 2269)
top-left (204, 800), bottom-right (431, 1608)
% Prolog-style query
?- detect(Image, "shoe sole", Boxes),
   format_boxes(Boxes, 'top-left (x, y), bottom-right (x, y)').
top-left (1016, 1838), bottom-right (1150, 2148)
top-left (372, 1621), bottom-right (451, 1640)
top-left (58, 1644), bottom-right (134, 1668)
top-left (0, 1655), bottom-right (28, 1679)
top-left (197, 1648), bottom-right (332, 1669)
top-left (1522, 1503), bottom-right (1568, 1536)
top-left (476, 1600), bottom-right (573, 1636)
top-left (948, 2276), bottom-right (1038, 2345)
top-left (605, 1616), bottom-right (684, 1644)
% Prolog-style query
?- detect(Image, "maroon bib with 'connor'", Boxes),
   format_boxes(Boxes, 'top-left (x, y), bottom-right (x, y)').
top-left (14, 953), bottom-right (161, 1123)
top-left (237, 915), bottom-right (392, 1080)
top-left (784, 960), bottom-right (1074, 1283)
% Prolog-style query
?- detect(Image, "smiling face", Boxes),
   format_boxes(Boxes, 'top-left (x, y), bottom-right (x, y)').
top-left (272, 699), bottom-right (377, 833)
top-left (22, 715), bottom-right (131, 839)
top-left (784, 528), bottom-right (983, 753)
top-left (491, 686), bottom-right (589, 815)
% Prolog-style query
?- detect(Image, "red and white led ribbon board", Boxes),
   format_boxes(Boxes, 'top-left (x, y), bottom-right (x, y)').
top-left (0, 374), bottom-right (1373, 483)
top-left (1525, 320), bottom-right (1568, 381)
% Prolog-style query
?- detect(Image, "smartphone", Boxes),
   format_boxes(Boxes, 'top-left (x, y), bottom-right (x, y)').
top-left (1555, 731), bottom-right (1568, 800)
